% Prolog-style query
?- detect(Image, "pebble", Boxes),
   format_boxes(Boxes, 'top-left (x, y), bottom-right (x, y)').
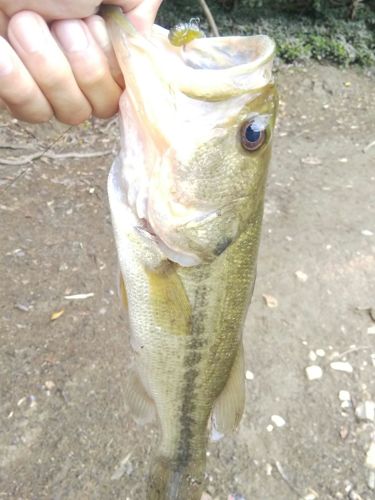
top-left (201, 493), bottom-right (212, 500)
top-left (339, 424), bottom-right (349, 440)
top-left (295, 270), bottom-right (308, 282)
top-left (266, 424), bottom-right (274, 432)
top-left (245, 370), bottom-right (254, 380)
top-left (361, 229), bottom-right (373, 236)
top-left (338, 390), bottom-right (351, 402)
top-left (365, 442), bottom-right (375, 470)
top-left (368, 470), bottom-right (375, 490)
top-left (262, 294), bottom-right (278, 308)
top-left (316, 349), bottom-right (326, 357)
top-left (305, 365), bottom-right (323, 380)
top-left (271, 415), bottom-right (286, 427)
top-left (355, 401), bottom-right (375, 422)
top-left (15, 303), bottom-right (32, 312)
top-left (348, 491), bottom-right (364, 500)
top-left (45, 380), bottom-right (55, 390)
top-left (308, 350), bottom-right (317, 362)
top-left (367, 325), bottom-right (375, 335)
top-left (330, 361), bottom-right (353, 374)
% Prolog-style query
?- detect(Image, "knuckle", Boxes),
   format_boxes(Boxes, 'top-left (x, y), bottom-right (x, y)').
top-left (57, 106), bottom-right (92, 125)
top-left (79, 64), bottom-right (107, 87)
top-left (40, 67), bottom-right (70, 91)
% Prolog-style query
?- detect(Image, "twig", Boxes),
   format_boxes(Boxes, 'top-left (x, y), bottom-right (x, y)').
top-left (0, 149), bottom-right (112, 166)
top-left (363, 140), bottom-right (375, 153)
top-left (274, 460), bottom-right (302, 498)
top-left (333, 345), bottom-right (370, 360)
top-left (197, 0), bottom-right (220, 37)
top-left (0, 126), bottom-right (74, 193)
top-left (0, 143), bottom-right (36, 150)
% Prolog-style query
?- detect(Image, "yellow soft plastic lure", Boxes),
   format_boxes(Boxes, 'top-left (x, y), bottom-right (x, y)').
top-left (168, 18), bottom-right (205, 46)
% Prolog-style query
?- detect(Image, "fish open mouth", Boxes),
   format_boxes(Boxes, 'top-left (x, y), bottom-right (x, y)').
top-left (105, 11), bottom-right (277, 267)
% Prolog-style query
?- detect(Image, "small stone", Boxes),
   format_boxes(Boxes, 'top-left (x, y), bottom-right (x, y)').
top-left (305, 365), bottom-right (323, 380)
top-left (316, 349), bottom-right (326, 357)
top-left (330, 361), bottom-right (353, 374)
top-left (304, 494), bottom-right (317, 500)
top-left (367, 325), bottom-right (375, 335)
top-left (348, 491), bottom-right (363, 500)
top-left (339, 424), bottom-right (349, 440)
top-left (368, 470), bottom-right (375, 490)
top-left (301, 156), bottom-right (322, 165)
top-left (338, 390), bottom-right (351, 402)
top-left (15, 303), bottom-right (32, 312)
top-left (295, 270), bottom-right (308, 282)
top-left (201, 493), bottom-right (212, 500)
top-left (45, 380), bottom-right (55, 390)
top-left (361, 229), bottom-right (373, 236)
top-left (265, 463), bottom-right (273, 476)
top-left (245, 370), bottom-right (254, 380)
top-left (308, 350), bottom-right (317, 362)
top-left (338, 158), bottom-right (348, 163)
top-left (262, 294), bottom-right (278, 308)
top-left (271, 415), bottom-right (286, 427)
top-left (365, 442), bottom-right (375, 470)
top-left (341, 401), bottom-right (351, 410)
top-left (355, 401), bottom-right (375, 422)
top-left (266, 424), bottom-right (274, 432)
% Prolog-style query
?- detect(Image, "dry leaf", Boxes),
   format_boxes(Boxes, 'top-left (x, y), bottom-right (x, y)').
top-left (50, 309), bottom-right (64, 321)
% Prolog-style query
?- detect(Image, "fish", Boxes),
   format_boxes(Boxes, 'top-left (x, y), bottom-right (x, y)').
top-left (102, 6), bottom-right (278, 499)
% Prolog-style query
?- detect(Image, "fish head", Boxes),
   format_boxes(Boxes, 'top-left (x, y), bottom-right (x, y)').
top-left (105, 9), bottom-right (278, 266)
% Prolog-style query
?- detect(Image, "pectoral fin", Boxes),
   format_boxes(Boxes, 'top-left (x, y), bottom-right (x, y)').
top-left (125, 367), bottom-right (156, 425)
top-left (211, 343), bottom-right (245, 441)
top-left (147, 262), bottom-right (192, 336)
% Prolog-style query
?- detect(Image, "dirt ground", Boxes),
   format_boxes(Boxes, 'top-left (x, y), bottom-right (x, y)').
top-left (0, 62), bottom-right (374, 500)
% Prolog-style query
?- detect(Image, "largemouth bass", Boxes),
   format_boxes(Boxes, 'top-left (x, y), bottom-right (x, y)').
top-left (102, 6), bottom-right (278, 499)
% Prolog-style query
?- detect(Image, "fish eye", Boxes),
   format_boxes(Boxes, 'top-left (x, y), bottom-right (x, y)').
top-left (240, 119), bottom-right (266, 152)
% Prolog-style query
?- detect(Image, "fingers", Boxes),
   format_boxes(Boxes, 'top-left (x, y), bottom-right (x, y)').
top-left (85, 14), bottom-right (124, 89)
top-left (4, 11), bottom-right (122, 124)
top-left (7, 11), bottom-right (92, 124)
top-left (0, 1), bottom-right (101, 20)
top-left (0, 9), bottom-right (8, 36)
top-left (52, 18), bottom-right (122, 118)
top-left (0, 36), bottom-right (53, 122)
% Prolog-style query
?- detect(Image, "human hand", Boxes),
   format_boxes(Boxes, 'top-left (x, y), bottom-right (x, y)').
top-left (0, 1), bottom-right (163, 124)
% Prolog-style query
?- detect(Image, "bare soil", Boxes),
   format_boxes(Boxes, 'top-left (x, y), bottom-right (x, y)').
top-left (0, 62), bottom-right (374, 500)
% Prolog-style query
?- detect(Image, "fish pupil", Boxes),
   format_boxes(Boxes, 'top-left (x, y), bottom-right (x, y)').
top-left (245, 124), bottom-right (261, 143)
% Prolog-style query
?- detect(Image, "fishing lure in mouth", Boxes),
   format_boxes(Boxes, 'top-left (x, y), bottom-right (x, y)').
top-left (168, 18), bottom-right (206, 47)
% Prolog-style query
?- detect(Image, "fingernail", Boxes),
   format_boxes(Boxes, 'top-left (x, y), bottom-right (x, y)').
top-left (0, 37), bottom-right (13, 75)
top-left (54, 20), bottom-right (89, 53)
top-left (11, 13), bottom-right (47, 53)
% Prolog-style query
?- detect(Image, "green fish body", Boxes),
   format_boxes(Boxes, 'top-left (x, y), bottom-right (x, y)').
top-left (103, 7), bottom-right (278, 499)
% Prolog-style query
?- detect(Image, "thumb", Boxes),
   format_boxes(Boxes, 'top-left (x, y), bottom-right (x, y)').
top-left (102, 0), bottom-right (163, 32)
